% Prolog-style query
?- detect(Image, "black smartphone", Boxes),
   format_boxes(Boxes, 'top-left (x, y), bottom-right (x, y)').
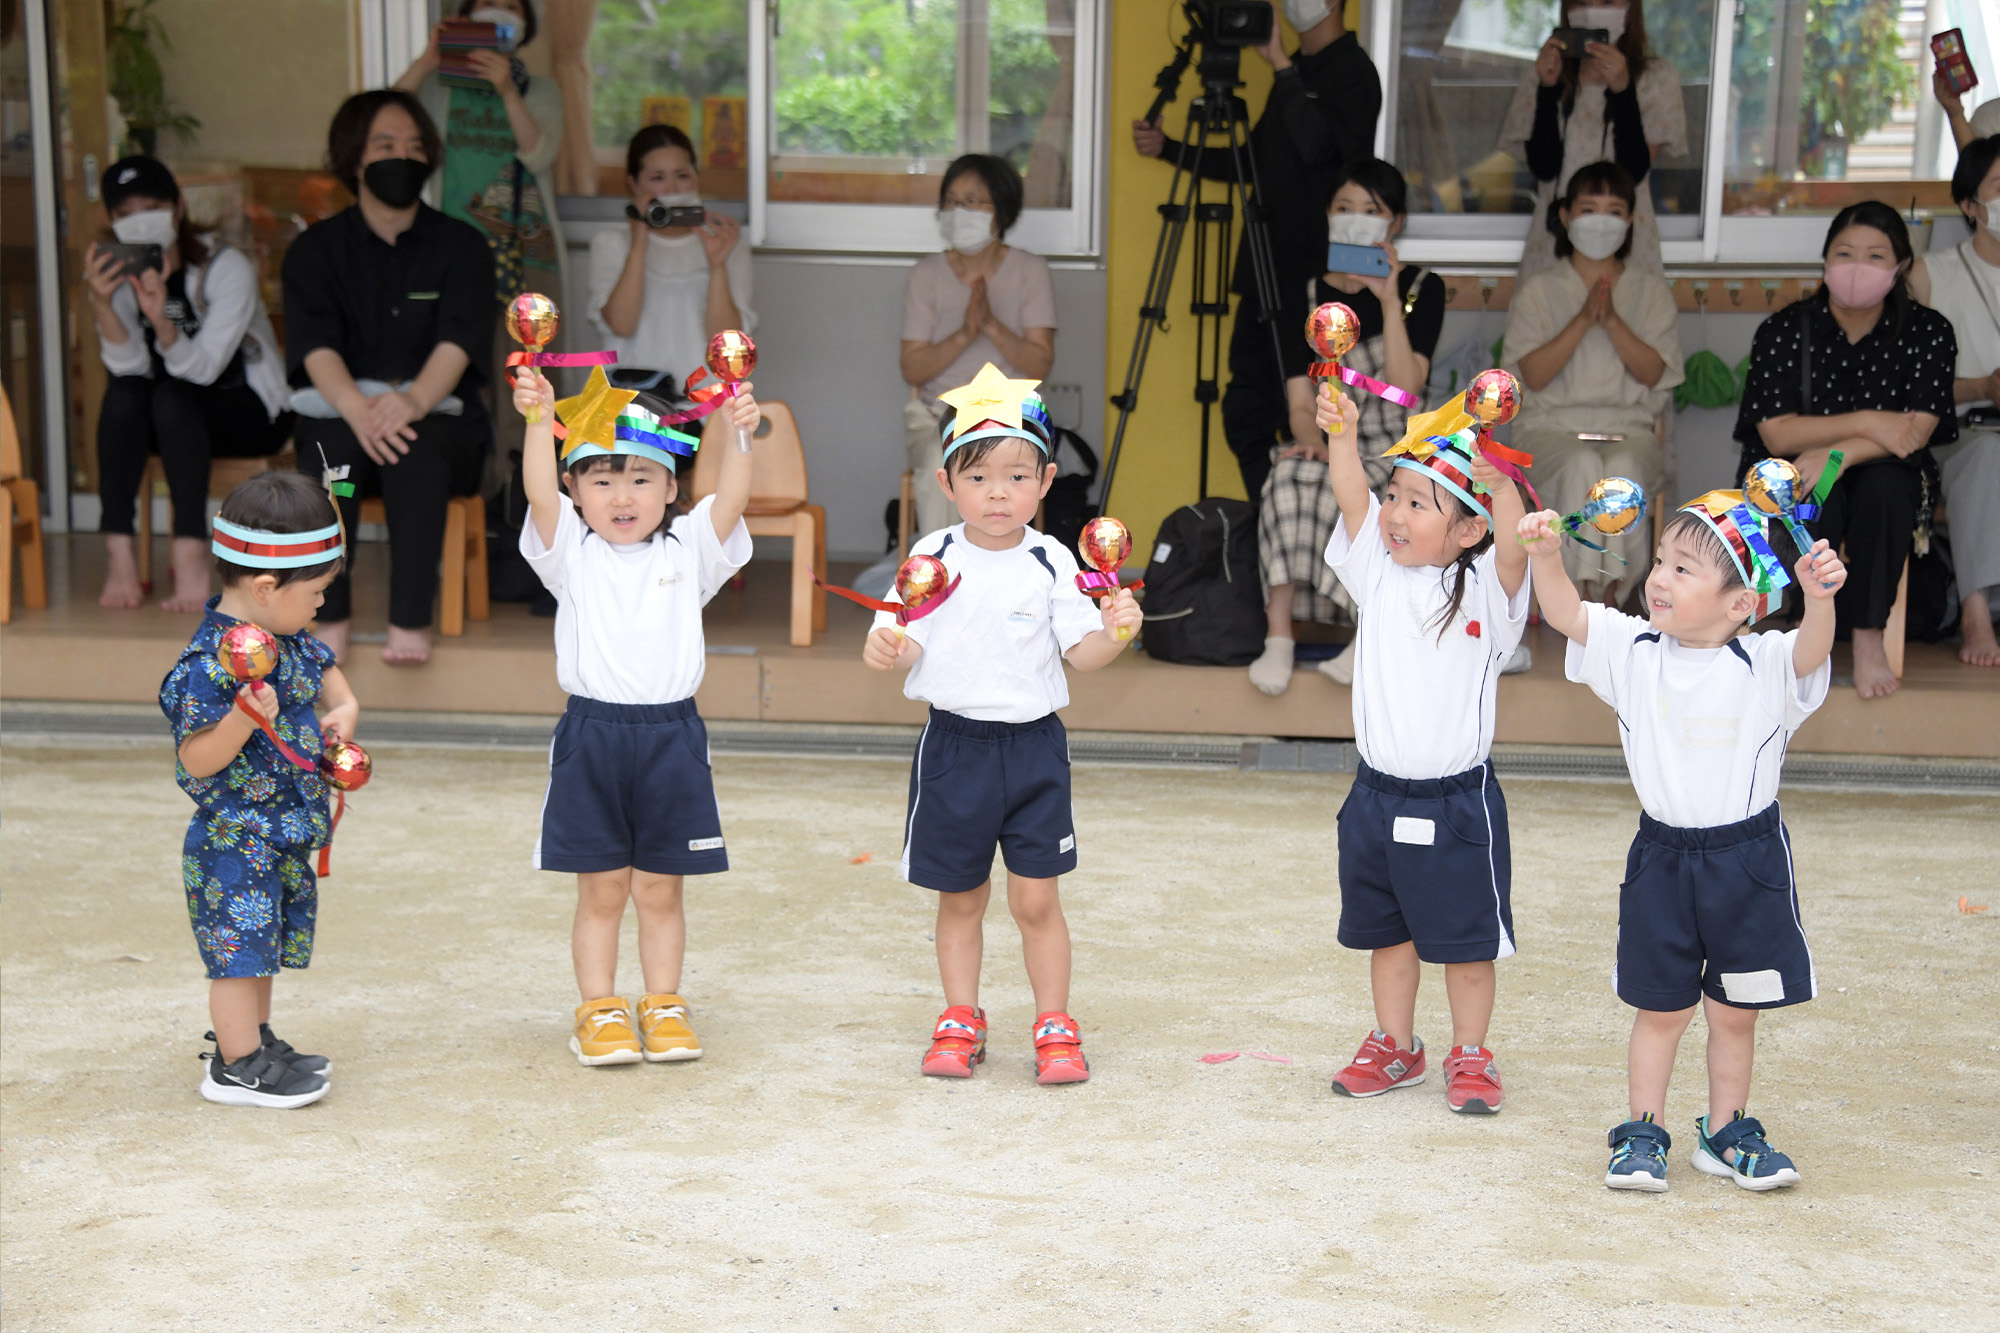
top-left (99, 242), bottom-right (164, 278)
top-left (1552, 26), bottom-right (1611, 59)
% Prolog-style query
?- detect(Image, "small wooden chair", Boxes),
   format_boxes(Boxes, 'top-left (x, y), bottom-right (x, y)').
top-left (691, 400), bottom-right (826, 646)
top-left (135, 446), bottom-right (299, 587)
top-left (0, 385), bottom-right (48, 625)
top-left (356, 494), bottom-right (489, 637)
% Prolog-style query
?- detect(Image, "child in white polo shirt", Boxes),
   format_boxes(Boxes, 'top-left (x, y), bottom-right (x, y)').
top-left (513, 366), bottom-right (760, 1069)
top-left (863, 364), bottom-right (1141, 1086)
top-left (1317, 382), bottom-right (1531, 1115)
top-left (1520, 491), bottom-right (1847, 1193)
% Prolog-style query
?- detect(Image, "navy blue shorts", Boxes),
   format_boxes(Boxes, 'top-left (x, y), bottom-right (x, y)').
top-left (1616, 804), bottom-right (1815, 1013)
top-left (535, 697), bottom-right (727, 877)
top-left (902, 709), bottom-right (1077, 893)
top-left (1336, 759), bottom-right (1514, 964)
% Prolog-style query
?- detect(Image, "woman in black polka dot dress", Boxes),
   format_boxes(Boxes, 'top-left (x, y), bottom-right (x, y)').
top-left (1734, 202), bottom-right (1956, 699)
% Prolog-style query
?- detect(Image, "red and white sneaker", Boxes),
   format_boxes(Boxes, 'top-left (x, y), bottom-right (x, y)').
top-left (921, 1005), bottom-right (986, 1078)
top-left (1330, 1030), bottom-right (1426, 1098)
top-left (1032, 1012), bottom-right (1090, 1085)
top-left (1445, 1044), bottom-right (1503, 1114)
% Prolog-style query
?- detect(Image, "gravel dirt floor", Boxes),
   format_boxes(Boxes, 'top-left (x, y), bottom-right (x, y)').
top-left (2, 740), bottom-right (1995, 1331)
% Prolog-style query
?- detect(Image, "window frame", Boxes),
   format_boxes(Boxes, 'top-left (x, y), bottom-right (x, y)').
top-left (1366, 0), bottom-right (1948, 267)
top-left (749, 0), bottom-right (1106, 256)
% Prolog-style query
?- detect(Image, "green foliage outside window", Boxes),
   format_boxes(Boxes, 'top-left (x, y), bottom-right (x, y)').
top-left (590, 0), bottom-right (749, 150)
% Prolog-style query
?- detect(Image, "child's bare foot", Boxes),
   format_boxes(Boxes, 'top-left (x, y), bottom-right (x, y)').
top-left (99, 536), bottom-right (145, 608)
top-left (1958, 591), bottom-right (2000, 667)
top-left (160, 536), bottom-right (212, 612)
top-left (382, 624), bottom-right (431, 665)
top-left (1851, 628), bottom-right (1900, 699)
top-left (314, 619), bottom-right (350, 665)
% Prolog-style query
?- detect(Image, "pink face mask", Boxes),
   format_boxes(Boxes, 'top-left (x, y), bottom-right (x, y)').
top-left (1823, 261), bottom-right (1899, 308)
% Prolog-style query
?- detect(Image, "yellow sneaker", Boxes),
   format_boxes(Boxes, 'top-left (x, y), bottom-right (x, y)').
top-left (636, 993), bottom-right (703, 1063)
top-left (571, 997), bottom-right (643, 1066)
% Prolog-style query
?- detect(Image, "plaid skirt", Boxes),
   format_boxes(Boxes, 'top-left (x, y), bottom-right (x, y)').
top-left (1258, 444), bottom-right (1394, 626)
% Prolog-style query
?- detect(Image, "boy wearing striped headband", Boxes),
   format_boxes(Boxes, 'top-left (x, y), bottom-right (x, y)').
top-left (159, 471), bottom-right (359, 1109)
top-left (512, 367), bottom-right (761, 1068)
top-left (1519, 494), bottom-right (1847, 1195)
top-left (864, 364), bottom-right (1140, 1086)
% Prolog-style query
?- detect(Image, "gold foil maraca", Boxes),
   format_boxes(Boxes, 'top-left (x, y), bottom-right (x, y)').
top-left (1306, 303), bottom-right (1360, 362)
top-left (216, 623), bottom-right (280, 682)
top-left (890, 553), bottom-right (956, 640)
top-left (1077, 516), bottom-right (1136, 640)
top-left (507, 292), bottom-right (560, 422)
top-left (318, 738), bottom-right (373, 792)
top-left (706, 329), bottom-right (758, 383)
top-left (1465, 368), bottom-right (1522, 429)
top-left (1742, 457), bottom-right (1805, 518)
top-left (1580, 476), bottom-right (1647, 536)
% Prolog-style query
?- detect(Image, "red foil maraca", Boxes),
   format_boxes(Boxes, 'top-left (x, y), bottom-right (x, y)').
top-left (890, 554), bottom-right (959, 638)
top-left (1465, 368), bottom-right (1523, 429)
top-left (317, 738), bottom-right (373, 791)
top-left (1306, 302), bottom-right (1360, 365)
top-left (214, 623), bottom-right (313, 771)
top-left (1076, 516), bottom-right (1141, 640)
top-left (707, 330), bottom-right (759, 454)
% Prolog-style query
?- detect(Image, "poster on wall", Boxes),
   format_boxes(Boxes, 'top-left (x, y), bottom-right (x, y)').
top-left (640, 95), bottom-right (692, 133)
top-left (703, 96), bottom-right (747, 169)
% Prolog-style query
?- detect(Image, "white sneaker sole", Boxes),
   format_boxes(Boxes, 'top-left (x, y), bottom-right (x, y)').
top-left (199, 1074), bottom-right (329, 1109)
top-left (1605, 1169), bottom-right (1669, 1193)
top-left (1692, 1145), bottom-right (1800, 1190)
top-left (641, 1046), bottom-right (702, 1063)
top-left (570, 1037), bottom-right (643, 1066)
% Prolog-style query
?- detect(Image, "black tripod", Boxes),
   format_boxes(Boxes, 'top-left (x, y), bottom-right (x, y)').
top-left (1101, 32), bottom-right (1288, 514)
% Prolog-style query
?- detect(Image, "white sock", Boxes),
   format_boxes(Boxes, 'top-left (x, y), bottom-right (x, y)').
top-left (1248, 636), bottom-right (1295, 695)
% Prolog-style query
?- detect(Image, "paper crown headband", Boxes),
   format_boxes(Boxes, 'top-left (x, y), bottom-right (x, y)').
top-left (1381, 401), bottom-right (1491, 520)
top-left (554, 367), bottom-right (700, 472)
top-left (1680, 489), bottom-right (1790, 623)
top-left (936, 363), bottom-right (1052, 460)
top-left (210, 516), bottom-right (345, 569)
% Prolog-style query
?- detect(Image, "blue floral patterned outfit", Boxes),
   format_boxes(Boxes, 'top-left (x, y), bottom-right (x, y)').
top-left (159, 598), bottom-right (336, 979)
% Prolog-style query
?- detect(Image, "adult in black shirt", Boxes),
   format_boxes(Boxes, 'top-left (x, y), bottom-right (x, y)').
top-left (1132, 3), bottom-right (1382, 500)
top-left (1734, 202), bottom-right (1957, 701)
top-left (284, 89), bottom-right (495, 666)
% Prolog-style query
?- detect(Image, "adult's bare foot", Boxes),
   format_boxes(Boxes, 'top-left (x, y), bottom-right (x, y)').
top-left (159, 537), bottom-right (212, 612)
top-left (315, 619), bottom-right (351, 665)
top-left (382, 624), bottom-right (431, 665)
top-left (1851, 628), bottom-right (1901, 699)
top-left (1958, 591), bottom-right (2000, 667)
top-left (99, 536), bottom-right (145, 608)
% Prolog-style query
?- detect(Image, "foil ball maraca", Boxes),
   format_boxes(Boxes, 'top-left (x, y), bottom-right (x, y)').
top-left (1742, 457), bottom-right (1805, 518)
top-left (1465, 368), bottom-right (1522, 429)
top-left (1577, 476), bottom-right (1647, 537)
top-left (1306, 302), bottom-right (1360, 362)
top-left (216, 623), bottom-right (281, 682)
top-left (506, 292), bottom-right (560, 354)
top-left (318, 738), bottom-right (373, 792)
top-left (895, 554), bottom-right (951, 612)
top-left (706, 329), bottom-right (758, 384)
top-left (1078, 516), bottom-right (1133, 575)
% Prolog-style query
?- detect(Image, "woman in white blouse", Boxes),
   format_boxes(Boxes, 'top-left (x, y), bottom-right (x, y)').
top-left (588, 124), bottom-right (753, 394)
top-left (1503, 161), bottom-right (1683, 604)
top-left (1498, 0), bottom-right (1685, 279)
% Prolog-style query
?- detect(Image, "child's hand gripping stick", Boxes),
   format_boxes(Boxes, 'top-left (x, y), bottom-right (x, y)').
top-left (706, 330), bottom-right (758, 454)
top-left (1076, 516), bottom-right (1143, 640)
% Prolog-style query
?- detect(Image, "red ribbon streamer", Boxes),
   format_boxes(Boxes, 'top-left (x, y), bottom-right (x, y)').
top-left (1475, 430), bottom-right (1542, 509)
top-left (813, 573), bottom-right (961, 624)
top-left (505, 350), bottom-right (619, 368)
top-left (233, 687), bottom-right (316, 771)
top-left (316, 791), bottom-right (344, 878)
top-left (1336, 365), bottom-right (1421, 407)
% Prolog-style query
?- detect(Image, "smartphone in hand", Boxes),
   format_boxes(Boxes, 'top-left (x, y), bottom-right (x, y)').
top-left (100, 243), bottom-right (163, 278)
top-left (1551, 26), bottom-right (1611, 59)
top-left (1326, 242), bottom-right (1391, 278)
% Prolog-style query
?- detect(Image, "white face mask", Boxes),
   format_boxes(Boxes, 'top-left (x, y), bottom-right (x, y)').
top-left (938, 207), bottom-right (996, 255)
top-left (1283, 0), bottom-right (1329, 32)
top-left (1327, 212), bottom-right (1389, 247)
top-left (1567, 212), bottom-right (1629, 260)
top-left (1568, 5), bottom-right (1626, 42)
top-left (1982, 198), bottom-right (2000, 234)
top-left (112, 208), bottom-right (177, 249)
top-left (468, 7), bottom-right (521, 30)
top-left (654, 191), bottom-right (700, 209)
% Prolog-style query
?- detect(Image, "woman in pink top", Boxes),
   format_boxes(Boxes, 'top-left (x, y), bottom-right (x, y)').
top-left (900, 154), bottom-right (1058, 536)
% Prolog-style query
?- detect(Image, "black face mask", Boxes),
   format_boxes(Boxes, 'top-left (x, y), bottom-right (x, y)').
top-left (362, 157), bottom-right (431, 209)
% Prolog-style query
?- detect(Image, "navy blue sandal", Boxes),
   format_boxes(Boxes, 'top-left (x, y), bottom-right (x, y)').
top-left (1693, 1113), bottom-right (1800, 1191)
top-left (1606, 1119), bottom-right (1672, 1192)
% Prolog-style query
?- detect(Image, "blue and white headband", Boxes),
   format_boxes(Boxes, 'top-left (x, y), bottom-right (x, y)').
top-left (211, 516), bottom-right (345, 569)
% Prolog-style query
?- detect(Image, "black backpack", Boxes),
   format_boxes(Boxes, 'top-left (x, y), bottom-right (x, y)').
top-left (1041, 426), bottom-right (1100, 554)
top-left (1139, 498), bottom-right (1265, 666)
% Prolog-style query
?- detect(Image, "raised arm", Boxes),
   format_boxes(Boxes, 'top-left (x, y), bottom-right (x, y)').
top-left (707, 383), bottom-right (758, 544)
top-left (513, 368), bottom-right (561, 548)
top-left (1518, 509), bottom-right (1589, 645)
top-left (1314, 382), bottom-right (1369, 543)
top-left (1791, 540), bottom-right (1847, 679)
top-left (1471, 452), bottom-right (1529, 600)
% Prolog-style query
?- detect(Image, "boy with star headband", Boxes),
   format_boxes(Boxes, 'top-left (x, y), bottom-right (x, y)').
top-left (159, 471), bottom-right (358, 1109)
top-left (512, 363), bottom-right (762, 1068)
top-left (1519, 490), bottom-right (1847, 1195)
top-left (865, 363), bottom-right (1141, 1085)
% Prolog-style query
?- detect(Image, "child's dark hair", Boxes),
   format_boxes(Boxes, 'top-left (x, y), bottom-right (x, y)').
top-left (213, 472), bottom-right (344, 587)
top-left (937, 406), bottom-right (1053, 478)
top-left (1660, 509), bottom-right (1745, 589)
top-left (1410, 477), bottom-right (1493, 641)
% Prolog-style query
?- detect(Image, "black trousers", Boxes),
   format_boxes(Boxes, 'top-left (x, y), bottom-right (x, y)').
top-left (96, 375), bottom-right (290, 538)
top-left (1219, 294), bottom-right (1295, 503)
top-left (293, 413), bottom-right (488, 629)
top-left (1815, 455), bottom-right (1933, 632)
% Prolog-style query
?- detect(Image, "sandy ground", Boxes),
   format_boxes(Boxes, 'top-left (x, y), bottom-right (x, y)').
top-left (1, 740), bottom-right (1996, 1331)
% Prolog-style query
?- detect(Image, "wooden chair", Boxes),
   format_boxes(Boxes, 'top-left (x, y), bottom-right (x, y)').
top-left (0, 385), bottom-right (47, 625)
top-left (135, 446), bottom-right (299, 588)
top-left (357, 494), bottom-right (489, 637)
top-left (691, 400), bottom-right (826, 646)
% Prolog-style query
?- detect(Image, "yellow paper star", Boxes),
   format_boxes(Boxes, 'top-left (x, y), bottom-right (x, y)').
top-left (937, 363), bottom-right (1041, 439)
top-left (1686, 489), bottom-right (1745, 517)
top-left (1384, 401), bottom-right (1473, 459)
top-left (554, 366), bottom-right (640, 457)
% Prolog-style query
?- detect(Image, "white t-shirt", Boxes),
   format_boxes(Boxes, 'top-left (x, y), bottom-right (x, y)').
top-left (586, 227), bottom-right (757, 381)
top-left (1565, 603), bottom-right (1832, 829)
top-left (1325, 496), bottom-right (1531, 780)
top-left (873, 524), bottom-right (1105, 724)
top-left (521, 492), bottom-right (752, 705)
top-left (901, 249), bottom-right (1058, 402)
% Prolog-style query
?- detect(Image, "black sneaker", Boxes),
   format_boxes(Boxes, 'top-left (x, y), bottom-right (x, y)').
top-left (199, 1048), bottom-right (329, 1109)
top-left (260, 1023), bottom-right (332, 1078)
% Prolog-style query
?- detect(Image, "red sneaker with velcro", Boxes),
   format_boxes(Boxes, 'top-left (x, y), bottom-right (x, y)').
top-left (1445, 1044), bottom-right (1504, 1114)
top-left (1330, 1030), bottom-right (1426, 1098)
top-left (921, 1005), bottom-right (986, 1078)
top-left (1032, 1011), bottom-right (1090, 1085)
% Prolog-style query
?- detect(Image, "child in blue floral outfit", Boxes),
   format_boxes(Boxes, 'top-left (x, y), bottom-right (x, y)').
top-left (159, 472), bottom-right (357, 1109)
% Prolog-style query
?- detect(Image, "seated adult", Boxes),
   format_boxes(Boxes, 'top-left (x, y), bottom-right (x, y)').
top-left (1248, 157), bottom-right (1445, 696)
top-left (900, 154), bottom-right (1056, 537)
top-left (1910, 135), bottom-right (2000, 667)
top-left (87, 155), bottom-right (290, 611)
top-left (587, 124), bottom-right (752, 396)
top-left (1735, 202), bottom-right (1957, 700)
top-left (283, 89), bottom-right (495, 665)
top-left (1503, 160), bottom-right (1682, 606)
